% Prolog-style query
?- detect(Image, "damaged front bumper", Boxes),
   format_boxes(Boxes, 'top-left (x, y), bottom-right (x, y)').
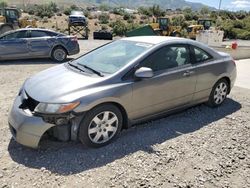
top-left (8, 95), bottom-right (55, 148)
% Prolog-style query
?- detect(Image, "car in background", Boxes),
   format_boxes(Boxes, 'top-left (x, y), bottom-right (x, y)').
top-left (0, 28), bottom-right (80, 62)
top-left (68, 11), bottom-right (87, 27)
top-left (8, 36), bottom-right (236, 149)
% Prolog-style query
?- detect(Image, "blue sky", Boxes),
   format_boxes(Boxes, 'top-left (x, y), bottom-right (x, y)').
top-left (187, 0), bottom-right (250, 11)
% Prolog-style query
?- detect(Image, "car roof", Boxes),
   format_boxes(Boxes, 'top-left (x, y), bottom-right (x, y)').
top-left (122, 36), bottom-right (191, 45)
top-left (16, 28), bottom-right (56, 33)
top-left (122, 36), bottom-right (222, 59)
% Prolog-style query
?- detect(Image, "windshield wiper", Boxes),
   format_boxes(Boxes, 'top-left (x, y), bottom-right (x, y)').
top-left (78, 64), bottom-right (104, 77)
top-left (68, 62), bottom-right (85, 72)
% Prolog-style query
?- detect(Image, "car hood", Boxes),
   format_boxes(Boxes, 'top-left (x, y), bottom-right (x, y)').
top-left (24, 64), bottom-right (105, 103)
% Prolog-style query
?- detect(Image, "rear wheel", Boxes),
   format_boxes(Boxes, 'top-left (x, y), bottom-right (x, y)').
top-left (51, 46), bottom-right (67, 62)
top-left (79, 104), bottom-right (123, 148)
top-left (207, 79), bottom-right (229, 107)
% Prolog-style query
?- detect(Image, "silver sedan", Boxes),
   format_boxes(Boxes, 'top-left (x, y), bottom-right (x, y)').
top-left (8, 36), bottom-right (236, 148)
top-left (0, 28), bottom-right (80, 62)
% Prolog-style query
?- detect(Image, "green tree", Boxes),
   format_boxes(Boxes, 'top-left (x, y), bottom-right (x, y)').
top-left (183, 7), bottom-right (192, 14)
top-left (109, 20), bottom-right (127, 36)
top-left (0, 1), bottom-right (7, 8)
top-left (172, 16), bottom-right (185, 26)
top-left (149, 5), bottom-right (165, 17)
top-left (49, 1), bottom-right (58, 13)
top-left (200, 6), bottom-right (210, 15)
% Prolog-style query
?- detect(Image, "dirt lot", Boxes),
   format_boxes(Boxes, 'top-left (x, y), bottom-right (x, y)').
top-left (0, 41), bottom-right (249, 188)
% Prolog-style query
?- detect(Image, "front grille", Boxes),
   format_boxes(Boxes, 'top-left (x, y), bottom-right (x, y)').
top-left (19, 93), bottom-right (39, 112)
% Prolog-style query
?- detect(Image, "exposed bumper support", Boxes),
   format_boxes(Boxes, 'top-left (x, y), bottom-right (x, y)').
top-left (8, 95), bottom-right (55, 148)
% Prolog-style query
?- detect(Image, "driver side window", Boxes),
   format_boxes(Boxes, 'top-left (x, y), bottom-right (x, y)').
top-left (140, 45), bottom-right (190, 72)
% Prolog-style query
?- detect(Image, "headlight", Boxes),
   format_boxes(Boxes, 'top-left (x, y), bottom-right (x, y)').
top-left (34, 101), bottom-right (80, 114)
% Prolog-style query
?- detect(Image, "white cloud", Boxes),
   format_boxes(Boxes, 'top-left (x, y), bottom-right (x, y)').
top-left (231, 0), bottom-right (250, 8)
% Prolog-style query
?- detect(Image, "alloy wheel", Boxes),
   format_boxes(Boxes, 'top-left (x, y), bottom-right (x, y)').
top-left (214, 82), bottom-right (228, 105)
top-left (88, 111), bottom-right (119, 144)
top-left (54, 48), bottom-right (66, 62)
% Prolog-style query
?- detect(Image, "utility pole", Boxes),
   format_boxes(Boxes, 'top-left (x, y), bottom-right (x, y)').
top-left (219, 0), bottom-right (222, 11)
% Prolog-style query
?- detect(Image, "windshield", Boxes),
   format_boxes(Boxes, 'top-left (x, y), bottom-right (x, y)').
top-left (74, 40), bottom-right (153, 74)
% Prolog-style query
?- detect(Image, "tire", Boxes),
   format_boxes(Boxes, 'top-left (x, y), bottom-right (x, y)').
top-left (172, 31), bottom-right (181, 37)
top-left (207, 78), bottom-right (229, 107)
top-left (51, 46), bottom-right (67, 62)
top-left (79, 104), bottom-right (123, 148)
top-left (0, 24), bottom-right (13, 35)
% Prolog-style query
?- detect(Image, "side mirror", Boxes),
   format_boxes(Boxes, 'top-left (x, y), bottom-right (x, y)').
top-left (134, 67), bottom-right (153, 79)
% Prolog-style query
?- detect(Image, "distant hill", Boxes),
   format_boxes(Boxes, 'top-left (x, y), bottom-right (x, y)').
top-left (89, 0), bottom-right (215, 10)
top-left (8, 0), bottom-right (215, 11)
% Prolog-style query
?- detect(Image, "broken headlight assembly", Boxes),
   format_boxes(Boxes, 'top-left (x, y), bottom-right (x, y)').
top-left (34, 101), bottom-right (80, 114)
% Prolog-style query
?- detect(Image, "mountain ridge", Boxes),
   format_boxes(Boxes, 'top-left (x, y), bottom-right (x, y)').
top-left (8, 0), bottom-right (215, 10)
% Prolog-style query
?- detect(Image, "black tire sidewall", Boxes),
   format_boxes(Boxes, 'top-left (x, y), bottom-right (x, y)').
top-left (79, 104), bottom-right (123, 148)
top-left (52, 46), bottom-right (67, 62)
top-left (207, 78), bottom-right (229, 107)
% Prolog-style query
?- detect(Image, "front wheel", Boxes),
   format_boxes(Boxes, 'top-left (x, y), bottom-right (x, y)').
top-left (79, 104), bottom-right (123, 148)
top-left (207, 79), bottom-right (229, 107)
top-left (51, 46), bottom-right (67, 62)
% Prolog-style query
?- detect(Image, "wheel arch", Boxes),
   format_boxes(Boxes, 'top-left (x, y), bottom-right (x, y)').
top-left (217, 76), bottom-right (231, 94)
top-left (85, 101), bottom-right (130, 130)
top-left (50, 44), bottom-right (69, 56)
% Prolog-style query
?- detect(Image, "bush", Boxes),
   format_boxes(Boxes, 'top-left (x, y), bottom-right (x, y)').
top-left (28, 9), bottom-right (35, 15)
top-left (109, 20), bottom-right (127, 36)
top-left (112, 8), bottom-right (125, 15)
top-left (99, 4), bottom-right (110, 11)
top-left (64, 4), bottom-right (79, 16)
top-left (123, 13), bottom-right (135, 21)
top-left (0, 1), bottom-right (7, 8)
top-left (26, 3), bottom-right (59, 18)
top-left (84, 10), bottom-right (90, 18)
top-left (172, 16), bottom-right (185, 26)
top-left (64, 8), bottom-right (71, 16)
top-left (123, 13), bottom-right (131, 20)
top-left (98, 13), bottom-right (110, 24)
top-left (236, 29), bottom-right (250, 40)
top-left (140, 15), bottom-right (148, 20)
top-left (235, 11), bottom-right (247, 19)
top-left (138, 5), bottom-right (165, 17)
top-left (109, 20), bottom-right (140, 36)
top-left (138, 7), bottom-right (153, 16)
top-left (35, 5), bottom-right (54, 18)
top-left (101, 25), bottom-right (108, 31)
top-left (233, 20), bottom-right (245, 29)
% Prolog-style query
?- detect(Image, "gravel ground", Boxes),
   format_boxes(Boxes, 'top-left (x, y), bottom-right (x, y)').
top-left (0, 41), bottom-right (249, 188)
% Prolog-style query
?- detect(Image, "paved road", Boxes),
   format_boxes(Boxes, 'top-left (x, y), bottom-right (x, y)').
top-left (235, 59), bottom-right (250, 89)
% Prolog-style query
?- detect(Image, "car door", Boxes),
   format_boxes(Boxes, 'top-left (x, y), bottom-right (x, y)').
top-left (189, 45), bottom-right (216, 102)
top-left (130, 44), bottom-right (197, 120)
top-left (27, 30), bottom-right (54, 57)
top-left (0, 30), bottom-right (29, 60)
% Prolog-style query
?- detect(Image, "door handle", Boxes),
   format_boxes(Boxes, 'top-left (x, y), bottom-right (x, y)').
top-left (183, 70), bottom-right (195, 77)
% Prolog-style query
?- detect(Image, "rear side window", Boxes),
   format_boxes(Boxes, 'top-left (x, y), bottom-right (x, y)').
top-left (194, 47), bottom-right (212, 63)
top-left (30, 31), bottom-right (48, 38)
top-left (1, 31), bottom-right (28, 39)
top-left (46, 31), bottom-right (60, 37)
